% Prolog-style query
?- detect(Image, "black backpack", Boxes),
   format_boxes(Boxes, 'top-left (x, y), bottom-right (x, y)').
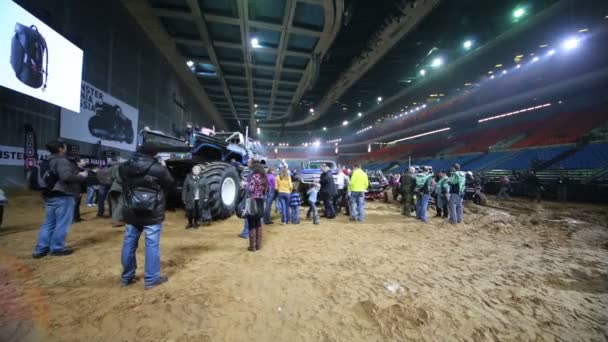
top-left (27, 159), bottom-right (58, 192)
top-left (10, 23), bottom-right (48, 89)
top-left (120, 162), bottom-right (161, 216)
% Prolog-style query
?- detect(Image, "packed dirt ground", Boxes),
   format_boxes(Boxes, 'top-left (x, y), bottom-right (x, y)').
top-left (1, 191), bottom-right (607, 342)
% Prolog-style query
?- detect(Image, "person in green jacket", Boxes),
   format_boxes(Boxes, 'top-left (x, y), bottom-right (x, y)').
top-left (182, 165), bottom-right (209, 229)
top-left (348, 164), bottom-right (369, 222)
top-left (414, 167), bottom-right (433, 223)
top-left (448, 163), bottom-right (466, 224)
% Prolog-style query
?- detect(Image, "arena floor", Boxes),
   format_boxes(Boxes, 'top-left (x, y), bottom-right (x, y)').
top-left (1, 192), bottom-right (607, 341)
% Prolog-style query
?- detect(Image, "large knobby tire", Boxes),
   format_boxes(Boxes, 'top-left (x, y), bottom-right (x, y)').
top-left (201, 162), bottom-right (240, 220)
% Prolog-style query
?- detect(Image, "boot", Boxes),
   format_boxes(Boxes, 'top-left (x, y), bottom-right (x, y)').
top-left (185, 219), bottom-right (193, 229)
top-left (256, 226), bottom-right (263, 250)
top-left (248, 229), bottom-right (257, 252)
top-left (194, 221), bottom-right (200, 229)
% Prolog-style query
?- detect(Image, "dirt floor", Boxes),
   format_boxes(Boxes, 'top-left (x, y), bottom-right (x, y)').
top-left (1, 191), bottom-right (608, 342)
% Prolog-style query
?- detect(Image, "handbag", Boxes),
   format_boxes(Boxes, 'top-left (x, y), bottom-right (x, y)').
top-left (236, 194), bottom-right (249, 219)
top-left (246, 198), bottom-right (262, 218)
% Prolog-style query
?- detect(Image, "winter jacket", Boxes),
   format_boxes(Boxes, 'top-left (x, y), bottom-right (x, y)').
top-left (436, 177), bottom-right (449, 195)
top-left (399, 172), bottom-right (416, 195)
top-left (415, 173), bottom-right (433, 194)
top-left (110, 164), bottom-right (123, 193)
top-left (337, 172), bottom-right (346, 190)
top-left (182, 173), bottom-right (208, 210)
top-left (247, 172), bottom-right (266, 199)
top-left (289, 192), bottom-right (301, 207)
top-left (47, 155), bottom-right (86, 197)
top-left (449, 171), bottom-right (466, 195)
top-left (348, 168), bottom-right (369, 192)
top-left (120, 154), bottom-right (174, 226)
top-left (96, 166), bottom-right (113, 186)
top-left (307, 187), bottom-right (319, 203)
top-left (276, 176), bottom-right (293, 194)
top-left (319, 171), bottom-right (336, 197)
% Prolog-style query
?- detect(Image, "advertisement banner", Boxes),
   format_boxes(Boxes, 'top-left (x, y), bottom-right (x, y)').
top-left (60, 81), bottom-right (139, 151)
top-left (0, 1), bottom-right (83, 112)
top-left (0, 144), bottom-right (50, 166)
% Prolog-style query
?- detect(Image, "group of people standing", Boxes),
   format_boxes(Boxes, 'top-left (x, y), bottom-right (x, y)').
top-left (397, 163), bottom-right (467, 225)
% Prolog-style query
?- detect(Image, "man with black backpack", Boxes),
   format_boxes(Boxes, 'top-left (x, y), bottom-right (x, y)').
top-left (32, 141), bottom-right (87, 258)
top-left (119, 142), bottom-right (174, 290)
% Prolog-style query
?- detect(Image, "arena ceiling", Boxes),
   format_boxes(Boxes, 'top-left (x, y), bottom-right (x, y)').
top-left (124, 0), bottom-right (602, 146)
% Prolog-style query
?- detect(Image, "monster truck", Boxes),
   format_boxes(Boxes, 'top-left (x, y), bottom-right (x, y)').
top-left (139, 128), bottom-right (266, 219)
top-left (295, 160), bottom-right (340, 200)
top-left (365, 169), bottom-right (390, 202)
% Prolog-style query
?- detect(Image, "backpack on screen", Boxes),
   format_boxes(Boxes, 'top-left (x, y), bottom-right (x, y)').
top-left (10, 23), bottom-right (48, 89)
top-left (27, 159), bottom-right (57, 192)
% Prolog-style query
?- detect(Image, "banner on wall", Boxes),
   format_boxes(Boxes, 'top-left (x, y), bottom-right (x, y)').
top-left (60, 81), bottom-right (139, 151)
top-left (0, 144), bottom-right (50, 166)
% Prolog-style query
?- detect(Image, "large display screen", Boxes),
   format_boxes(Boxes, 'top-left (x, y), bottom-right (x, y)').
top-left (0, 1), bottom-right (83, 112)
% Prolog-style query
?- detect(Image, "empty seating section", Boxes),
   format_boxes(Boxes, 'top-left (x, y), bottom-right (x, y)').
top-left (550, 143), bottom-right (608, 169)
top-left (511, 109), bottom-right (608, 148)
top-left (492, 145), bottom-right (572, 170)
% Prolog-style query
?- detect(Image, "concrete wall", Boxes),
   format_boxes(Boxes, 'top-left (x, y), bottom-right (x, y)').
top-left (0, 0), bottom-right (223, 189)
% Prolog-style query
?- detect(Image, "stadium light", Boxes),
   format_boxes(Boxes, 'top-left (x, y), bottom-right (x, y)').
top-left (478, 103), bottom-right (551, 123)
top-left (274, 148), bottom-right (278, 154)
top-left (502, 70), bottom-right (507, 75)
top-left (532, 56), bottom-right (539, 62)
top-left (257, 127), bottom-right (261, 134)
top-left (186, 60), bottom-right (194, 68)
top-left (388, 127), bottom-right (451, 145)
top-left (250, 37), bottom-right (261, 48)
top-left (254, 103), bottom-right (258, 108)
top-left (419, 69), bottom-right (426, 76)
top-left (377, 96), bottom-right (383, 102)
top-left (516, 64), bottom-right (521, 68)
top-left (547, 49), bottom-right (556, 56)
top-left (358, 112), bottom-right (362, 117)
top-left (313, 140), bottom-right (320, 147)
top-left (309, 108), bottom-right (315, 113)
top-left (431, 57), bottom-right (444, 68)
top-left (513, 7), bottom-right (526, 19)
top-left (323, 126), bottom-right (327, 131)
top-left (562, 37), bottom-right (580, 50)
top-left (342, 120), bottom-right (349, 126)
top-left (463, 40), bottom-right (473, 50)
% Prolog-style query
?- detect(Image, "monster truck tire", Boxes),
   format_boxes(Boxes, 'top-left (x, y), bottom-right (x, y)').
top-left (201, 162), bottom-right (240, 220)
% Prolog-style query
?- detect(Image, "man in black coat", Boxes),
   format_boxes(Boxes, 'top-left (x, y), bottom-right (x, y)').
top-left (119, 142), bottom-right (174, 290)
top-left (319, 163), bottom-right (337, 219)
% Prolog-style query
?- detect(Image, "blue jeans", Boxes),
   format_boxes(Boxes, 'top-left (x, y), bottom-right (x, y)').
top-left (278, 193), bottom-right (290, 223)
top-left (240, 217), bottom-right (249, 238)
top-left (307, 200), bottom-right (319, 224)
top-left (264, 192), bottom-right (274, 223)
top-left (86, 186), bottom-right (97, 205)
top-left (448, 194), bottom-right (463, 224)
top-left (417, 194), bottom-right (430, 223)
top-left (350, 192), bottom-right (365, 221)
top-left (34, 196), bottom-right (75, 254)
top-left (97, 185), bottom-right (108, 217)
top-left (121, 223), bottom-right (162, 287)
top-left (290, 206), bottom-right (300, 223)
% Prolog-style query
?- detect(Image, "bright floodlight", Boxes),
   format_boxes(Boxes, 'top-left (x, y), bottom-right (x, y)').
top-left (256, 127), bottom-right (261, 134)
top-left (186, 60), bottom-right (194, 68)
top-left (532, 56), bottom-right (539, 62)
top-left (323, 126), bottom-right (327, 131)
top-left (502, 70), bottom-right (507, 75)
top-left (463, 40), bottom-right (473, 50)
top-left (358, 112), bottom-right (362, 117)
top-left (342, 120), bottom-right (349, 126)
top-left (431, 57), bottom-right (443, 68)
top-left (250, 37), bottom-right (261, 48)
top-left (254, 103), bottom-right (258, 108)
top-left (377, 96), bottom-right (383, 102)
top-left (309, 108), bottom-right (315, 113)
top-left (419, 69), bottom-right (426, 76)
top-left (314, 140), bottom-right (320, 147)
top-left (562, 37), bottom-right (579, 50)
top-left (490, 75), bottom-right (495, 79)
top-left (547, 49), bottom-right (556, 56)
top-left (513, 7), bottom-right (525, 19)
top-left (516, 64), bottom-right (521, 68)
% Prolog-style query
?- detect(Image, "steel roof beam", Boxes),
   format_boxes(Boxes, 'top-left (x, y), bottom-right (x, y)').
top-left (267, 0), bottom-right (297, 119)
top-left (204, 13), bottom-right (322, 37)
top-left (235, 0), bottom-right (255, 131)
top-left (122, 0), bottom-right (227, 130)
top-left (185, 0), bottom-right (240, 124)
